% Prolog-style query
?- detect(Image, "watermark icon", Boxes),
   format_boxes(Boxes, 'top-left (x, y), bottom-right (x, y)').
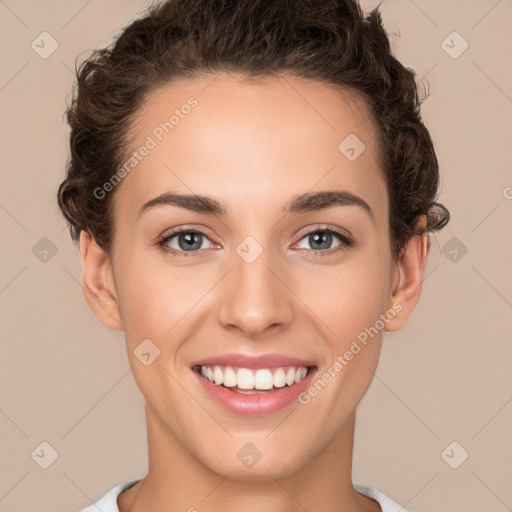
top-left (31, 31), bottom-right (58, 59)
top-left (134, 338), bottom-right (161, 366)
top-left (441, 31), bottom-right (468, 59)
top-left (31, 441), bottom-right (59, 469)
top-left (442, 236), bottom-right (468, 263)
top-left (32, 237), bottom-right (58, 263)
top-left (441, 441), bottom-right (469, 469)
top-left (236, 236), bottom-right (264, 264)
top-left (93, 97), bottom-right (198, 200)
top-left (298, 301), bottom-right (402, 405)
top-left (338, 134), bottom-right (366, 161)
top-left (236, 441), bottom-right (262, 468)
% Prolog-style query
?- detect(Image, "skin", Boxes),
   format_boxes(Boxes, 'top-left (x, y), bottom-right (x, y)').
top-left (79, 73), bottom-right (427, 512)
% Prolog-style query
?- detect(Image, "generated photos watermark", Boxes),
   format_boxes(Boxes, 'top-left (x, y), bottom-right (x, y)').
top-left (298, 301), bottom-right (403, 405)
top-left (93, 97), bottom-right (198, 200)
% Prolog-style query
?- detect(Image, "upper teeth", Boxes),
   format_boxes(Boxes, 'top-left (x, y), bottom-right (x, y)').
top-left (200, 365), bottom-right (309, 390)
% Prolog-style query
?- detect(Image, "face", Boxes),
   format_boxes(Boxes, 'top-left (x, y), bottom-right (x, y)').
top-left (82, 73), bottom-right (424, 480)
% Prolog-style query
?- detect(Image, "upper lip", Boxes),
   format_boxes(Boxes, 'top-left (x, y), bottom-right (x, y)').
top-left (191, 353), bottom-right (317, 369)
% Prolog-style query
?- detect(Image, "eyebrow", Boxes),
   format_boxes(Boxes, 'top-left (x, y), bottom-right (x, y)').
top-left (136, 190), bottom-right (374, 221)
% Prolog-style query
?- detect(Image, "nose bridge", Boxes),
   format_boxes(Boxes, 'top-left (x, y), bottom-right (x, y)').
top-left (217, 236), bottom-right (293, 336)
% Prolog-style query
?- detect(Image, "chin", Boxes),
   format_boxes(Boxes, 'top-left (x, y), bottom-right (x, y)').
top-left (197, 440), bottom-right (311, 481)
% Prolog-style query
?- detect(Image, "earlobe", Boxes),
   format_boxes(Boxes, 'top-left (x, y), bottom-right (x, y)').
top-left (79, 230), bottom-right (123, 331)
top-left (384, 216), bottom-right (428, 333)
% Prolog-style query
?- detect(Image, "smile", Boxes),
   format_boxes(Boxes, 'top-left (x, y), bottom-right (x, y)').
top-left (190, 353), bottom-right (318, 415)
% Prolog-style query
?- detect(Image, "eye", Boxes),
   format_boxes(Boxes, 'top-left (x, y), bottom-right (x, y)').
top-left (294, 228), bottom-right (353, 255)
top-left (157, 228), bottom-right (215, 258)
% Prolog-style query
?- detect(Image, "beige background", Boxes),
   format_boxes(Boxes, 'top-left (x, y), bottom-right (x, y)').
top-left (1, 0), bottom-right (511, 511)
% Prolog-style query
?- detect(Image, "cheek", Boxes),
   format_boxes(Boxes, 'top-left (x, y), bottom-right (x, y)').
top-left (291, 256), bottom-right (391, 342)
top-left (114, 253), bottom-right (211, 337)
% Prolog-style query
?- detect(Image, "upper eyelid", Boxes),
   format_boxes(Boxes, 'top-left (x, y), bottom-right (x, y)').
top-left (292, 228), bottom-right (351, 248)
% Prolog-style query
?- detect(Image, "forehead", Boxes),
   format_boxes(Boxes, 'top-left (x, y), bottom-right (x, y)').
top-left (113, 73), bottom-right (387, 225)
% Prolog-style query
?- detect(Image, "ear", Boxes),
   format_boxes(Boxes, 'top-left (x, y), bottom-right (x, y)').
top-left (79, 230), bottom-right (123, 331)
top-left (384, 215), bottom-right (428, 332)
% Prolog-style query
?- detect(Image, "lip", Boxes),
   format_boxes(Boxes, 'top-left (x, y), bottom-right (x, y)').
top-left (191, 354), bottom-right (318, 416)
top-left (190, 353), bottom-right (317, 369)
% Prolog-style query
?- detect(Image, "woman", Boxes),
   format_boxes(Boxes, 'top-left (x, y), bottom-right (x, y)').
top-left (57, 0), bottom-right (450, 510)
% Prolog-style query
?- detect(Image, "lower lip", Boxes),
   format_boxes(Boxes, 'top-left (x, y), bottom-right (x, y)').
top-left (192, 367), bottom-right (317, 416)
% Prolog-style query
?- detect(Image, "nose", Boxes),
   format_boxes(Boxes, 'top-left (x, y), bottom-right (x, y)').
top-left (217, 246), bottom-right (294, 339)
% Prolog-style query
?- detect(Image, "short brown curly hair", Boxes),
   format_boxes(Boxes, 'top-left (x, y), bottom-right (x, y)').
top-left (57, 0), bottom-right (449, 260)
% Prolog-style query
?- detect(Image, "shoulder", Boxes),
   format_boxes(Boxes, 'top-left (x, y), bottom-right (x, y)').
top-left (354, 483), bottom-right (411, 512)
top-left (77, 480), bottom-right (142, 512)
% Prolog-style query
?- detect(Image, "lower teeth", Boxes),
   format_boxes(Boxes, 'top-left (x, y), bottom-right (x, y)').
top-left (226, 386), bottom-right (280, 394)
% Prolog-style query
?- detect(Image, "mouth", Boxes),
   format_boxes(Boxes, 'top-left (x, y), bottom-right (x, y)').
top-left (192, 364), bottom-right (316, 394)
top-left (190, 355), bottom-right (318, 415)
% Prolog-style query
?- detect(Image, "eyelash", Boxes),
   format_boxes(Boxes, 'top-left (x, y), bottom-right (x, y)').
top-left (155, 226), bottom-right (354, 259)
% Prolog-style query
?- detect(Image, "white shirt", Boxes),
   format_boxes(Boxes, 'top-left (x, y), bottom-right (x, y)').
top-left (78, 480), bottom-right (410, 511)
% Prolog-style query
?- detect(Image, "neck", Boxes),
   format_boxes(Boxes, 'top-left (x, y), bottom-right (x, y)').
top-left (119, 405), bottom-right (380, 512)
